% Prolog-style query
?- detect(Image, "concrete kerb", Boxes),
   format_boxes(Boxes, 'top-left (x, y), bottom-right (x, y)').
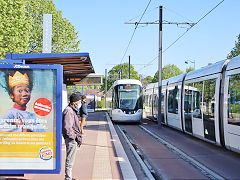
top-left (105, 112), bottom-right (137, 180)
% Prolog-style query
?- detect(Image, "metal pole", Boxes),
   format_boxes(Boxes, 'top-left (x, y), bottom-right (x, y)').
top-left (129, 55), bottom-right (131, 79)
top-left (157, 6), bottom-right (163, 128)
top-left (42, 14), bottom-right (52, 53)
top-left (105, 69), bottom-right (107, 108)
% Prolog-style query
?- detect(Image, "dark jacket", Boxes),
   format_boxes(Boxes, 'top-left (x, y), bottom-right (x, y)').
top-left (62, 104), bottom-right (82, 145)
top-left (80, 100), bottom-right (88, 117)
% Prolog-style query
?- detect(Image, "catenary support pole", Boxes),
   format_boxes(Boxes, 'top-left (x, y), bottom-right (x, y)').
top-left (105, 69), bottom-right (107, 108)
top-left (129, 56), bottom-right (131, 79)
top-left (157, 6), bottom-right (163, 128)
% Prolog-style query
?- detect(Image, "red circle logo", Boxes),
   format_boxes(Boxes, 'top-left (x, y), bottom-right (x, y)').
top-left (33, 98), bottom-right (52, 116)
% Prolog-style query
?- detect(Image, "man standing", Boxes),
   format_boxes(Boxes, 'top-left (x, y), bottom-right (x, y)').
top-left (62, 93), bottom-right (82, 180)
top-left (80, 95), bottom-right (88, 135)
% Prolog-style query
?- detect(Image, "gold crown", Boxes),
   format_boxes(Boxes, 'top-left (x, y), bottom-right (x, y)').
top-left (9, 71), bottom-right (29, 89)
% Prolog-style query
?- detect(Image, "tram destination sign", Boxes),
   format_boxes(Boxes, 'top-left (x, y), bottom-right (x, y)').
top-left (64, 73), bottom-right (102, 85)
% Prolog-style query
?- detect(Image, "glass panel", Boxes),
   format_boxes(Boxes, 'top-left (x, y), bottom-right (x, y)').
top-left (203, 79), bottom-right (216, 141)
top-left (161, 93), bottom-right (165, 123)
top-left (116, 84), bottom-right (142, 110)
top-left (153, 94), bottom-right (158, 119)
top-left (193, 81), bottom-right (203, 119)
top-left (168, 85), bottom-right (179, 114)
top-left (184, 83), bottom-right (193, 133)
top-left (145, 95), bottom-right (149, 105)
top-left (228, 74), bottom-right (240, 126)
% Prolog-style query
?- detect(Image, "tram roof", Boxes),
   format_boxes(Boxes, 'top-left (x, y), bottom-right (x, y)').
top-left (185, 60), bottom-right (226, 81)
top-left (113, 79), bottom-right (142, 87)
top-left (168, 73), bottom-right (186, 85)
top-left (145, 79), bottom-right (168, 90)
top-left (226, 55), bottom-right (240, 71)
top-left (5, 53), bottom-right (95, 84)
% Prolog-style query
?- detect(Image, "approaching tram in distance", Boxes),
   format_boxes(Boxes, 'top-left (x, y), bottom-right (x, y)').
top-left (106, 79), bottom-right (143, 123)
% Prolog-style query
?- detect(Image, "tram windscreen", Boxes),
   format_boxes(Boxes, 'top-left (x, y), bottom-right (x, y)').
top-left (115, 84), bottom-right (142, 110)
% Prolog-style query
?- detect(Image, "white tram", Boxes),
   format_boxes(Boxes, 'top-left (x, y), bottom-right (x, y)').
top-left (144, 56), bottom-right (240, 153)
top-left (106, 79), bottom-right (143, 123)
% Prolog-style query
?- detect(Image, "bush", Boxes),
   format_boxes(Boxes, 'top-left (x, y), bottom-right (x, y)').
top-left (96, 99), bottom-right (105, 108)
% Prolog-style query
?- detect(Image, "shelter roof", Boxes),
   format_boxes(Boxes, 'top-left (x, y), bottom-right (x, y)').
top-left (6, 53), bottom-right (95, 84)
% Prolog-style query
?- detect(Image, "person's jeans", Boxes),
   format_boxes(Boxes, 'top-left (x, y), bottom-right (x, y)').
top-left (65, 137), bottom-right (78, 180)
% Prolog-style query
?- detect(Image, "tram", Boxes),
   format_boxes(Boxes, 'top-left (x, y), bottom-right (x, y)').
top-left (144, 55), bottom-right (240, 153)
top-left (106, 79), bottom-right (143, 123)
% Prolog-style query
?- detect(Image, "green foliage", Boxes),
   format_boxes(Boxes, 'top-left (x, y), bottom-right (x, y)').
top-left (0, 0), bottom-right (32, 58)
top-left (109, 63), bottom-right (139, 80)
top-left (142, 76), bottom-right (153, 86)
top-left (0, 0), bottom-right (80, 59)
top-left (227, 34), bottom-right (240, 59)
top-left (152, 64), bottom-right (183, 82)
top-left (96, 99), bottom-right (105, 108)
top-left (100, 76), bottom-right (114, 91)
top-left (186, 66), bottom-right (194, 73)
top-left (102, 63), bottom-right (140, 90)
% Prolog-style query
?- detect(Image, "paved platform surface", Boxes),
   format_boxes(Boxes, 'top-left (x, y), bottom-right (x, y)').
top-left (2, 112), bottom-right (132, 180)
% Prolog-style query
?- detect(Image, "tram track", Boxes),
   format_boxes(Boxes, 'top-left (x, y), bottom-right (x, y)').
top-left (138, 125), bottom-right (224, 180)
top-left (116, 121), bottom-right (225, 180)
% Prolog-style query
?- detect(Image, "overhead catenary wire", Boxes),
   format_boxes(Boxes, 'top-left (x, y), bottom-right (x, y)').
top-left (137, 0), bottom-right (225, 73)
top-left (119, 0), bottom-right (152, 65)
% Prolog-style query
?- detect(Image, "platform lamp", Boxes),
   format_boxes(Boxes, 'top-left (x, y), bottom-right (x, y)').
top-left (185, 60), bottom-right (195, 70)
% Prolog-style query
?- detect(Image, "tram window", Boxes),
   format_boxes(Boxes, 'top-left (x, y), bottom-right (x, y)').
top-left (193, 81), bottom-right (203, 119)
top-left (203, 79), bottom-right (216, 141)
top-left (149, 95), bottom-right (152, 108)
top-left (161, 93), bottom-right (164, 120)
top-left (228, 74), bottom-right (240, 126)
top-left (184, 83), bottom-right (193, 113)
top-left (161, 93), bottom-right (164, 114)
top-left (203, 79), bottom-right (216, 121)
top-left (168, 85), bottom-right (179, 114)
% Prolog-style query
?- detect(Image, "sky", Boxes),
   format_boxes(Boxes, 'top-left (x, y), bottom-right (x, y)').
top-left (52, 0), bottom-right (240, 78)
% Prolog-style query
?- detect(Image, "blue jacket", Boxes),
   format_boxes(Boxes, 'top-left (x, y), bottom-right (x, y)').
top-left (80, 101), bottom-right (88, 117)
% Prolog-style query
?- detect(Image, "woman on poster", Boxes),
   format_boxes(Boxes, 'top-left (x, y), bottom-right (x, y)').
top-left (0, 70), bottom-right (45, 132)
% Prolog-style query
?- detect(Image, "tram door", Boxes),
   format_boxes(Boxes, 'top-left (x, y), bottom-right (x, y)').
top-left (202, 79), bottom-right (216, 142)
top-left (184, 84), bottom-right (193, 133)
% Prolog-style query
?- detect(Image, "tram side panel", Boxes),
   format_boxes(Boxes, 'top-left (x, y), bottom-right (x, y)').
top-left (166, 83), bottom-right (183, 131)
top-left (144, 87), bottom-right (153, 118)
top-left (183, 74), bottom-right (221, 145)
top-left (106, 88), bottom-right (113, 118)
top-left (223, 58), bottom-right (240, 153)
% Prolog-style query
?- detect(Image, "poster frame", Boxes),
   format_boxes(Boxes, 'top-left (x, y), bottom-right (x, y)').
top-left (0, 63), bottom-right (63, 174)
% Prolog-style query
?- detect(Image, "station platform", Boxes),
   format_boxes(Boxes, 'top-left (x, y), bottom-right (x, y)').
top-left (2, 112), bottom-right (136, 180)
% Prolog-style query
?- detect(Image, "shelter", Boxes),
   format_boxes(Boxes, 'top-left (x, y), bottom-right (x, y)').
top-left (6, 53), bottom-right (95, 85)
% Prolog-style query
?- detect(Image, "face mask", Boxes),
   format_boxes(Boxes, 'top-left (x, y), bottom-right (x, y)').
top-left (76, 103), bottom-right (81, 110)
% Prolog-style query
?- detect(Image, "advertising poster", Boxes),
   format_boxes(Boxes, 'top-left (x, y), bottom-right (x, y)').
top-left (0, 64), bottom-right (62, 174)
top-left (86, 94), bottom-right (95, 113)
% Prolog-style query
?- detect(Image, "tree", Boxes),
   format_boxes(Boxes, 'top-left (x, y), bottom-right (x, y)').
top-left (108, 63), bottom-right (139, 80)
top-left (0, 0), bottom-right (32, 58)
top-left (227, 34), bottom-right (240, 59)
top-left (100, 76), bottom-right (114, 91)
top-left (0, 0), bottom-right (80, 59)
top-left (142, 76), bottom-right (153, 86)
top-left (186, 67), bottom-right (194, 73)
top-left (100, 63), bottom-right (140, 91)
top-left (152, 64), bottom-right (183, 82)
